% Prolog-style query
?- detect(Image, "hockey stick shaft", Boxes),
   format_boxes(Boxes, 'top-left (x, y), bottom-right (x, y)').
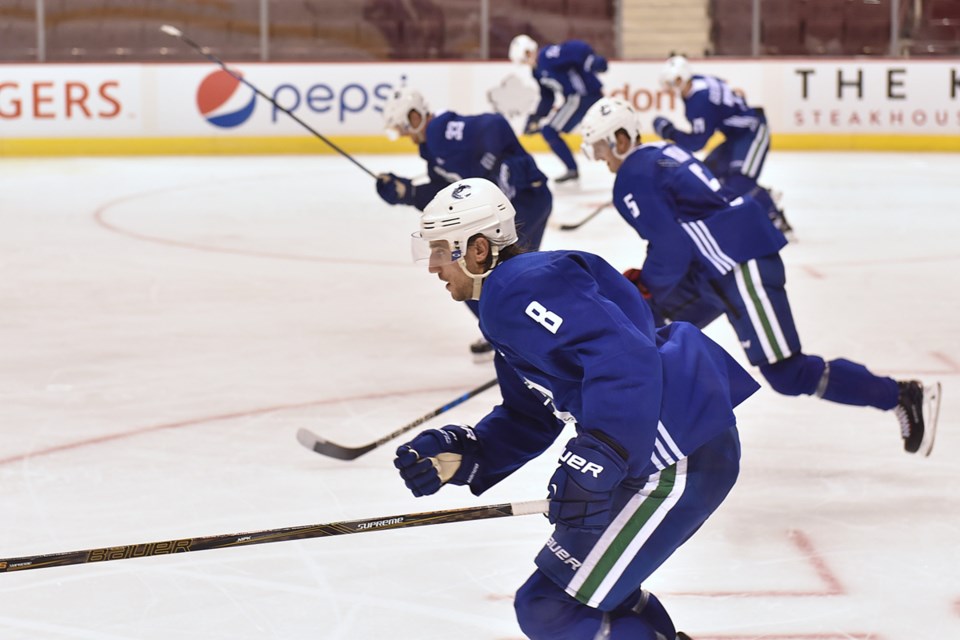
top-left (370, 378), bottom-right (499, 447)
top-left (297, 377), bottom-right (498, 460)
top-left (160, 25), bottom-right (377, 179)
top-left (560, 201), bottom-right (611, 231)
top-left (0, 499), bottom-right (547, 573)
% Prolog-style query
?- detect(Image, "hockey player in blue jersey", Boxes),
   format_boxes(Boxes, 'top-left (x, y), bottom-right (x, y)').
top-left (653, 55), bottom-right (793, 237)
top-left (376, 86), bottom-right (553, 360)
top-left (580, 97), bottom-right (941, 456)
top-left (509, 34), bottom-right (607, 183)
top-left (394, 177), bottom-right (759, 640)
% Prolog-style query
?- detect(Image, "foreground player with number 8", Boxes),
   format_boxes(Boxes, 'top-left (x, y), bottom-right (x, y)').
top-left (394, 177), bottom-right (760, 640)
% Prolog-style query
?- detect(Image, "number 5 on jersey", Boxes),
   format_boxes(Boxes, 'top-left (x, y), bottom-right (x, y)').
top-left (525, 301), bottom-right (563, 334)
top-left (623, 193), bottom-right (640, 218)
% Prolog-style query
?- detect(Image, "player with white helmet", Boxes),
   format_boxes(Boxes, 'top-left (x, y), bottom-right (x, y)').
top-left (579, 96), bottom-right (640, 164)
top-left (396, 177), bottom-right (757, 640)
top-left (376, 85), bottom-right (552, 360)
top-left (380, 86), bottom-right (430, 142)
top-left (658, 54), bottom-right (693, 93)
top-left (509, 34), bottom-right (608, 183)
top-left (508, 33), bottom-right (538, 65)
top-left (652, 54), bottom-right (793, 237)
top-left (411, 179), bottom-right (518, 301)
top-left (581, 97), bottom-right (940, 457)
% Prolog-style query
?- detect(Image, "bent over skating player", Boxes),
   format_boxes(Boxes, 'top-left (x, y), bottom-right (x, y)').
top-left (509, 34), bottom-right (607, 183)
top-left (580, 97), bottom-right (940, 456)
top-left (654, 55), bottom-right (792, 237)
top-left (393, 177), bottom-right (760, 639)
top-left (376, 86), bottom-right (552, 361)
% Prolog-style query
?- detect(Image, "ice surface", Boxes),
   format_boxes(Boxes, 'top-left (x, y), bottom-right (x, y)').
top-left (0, 151), bottom-right (957, 639)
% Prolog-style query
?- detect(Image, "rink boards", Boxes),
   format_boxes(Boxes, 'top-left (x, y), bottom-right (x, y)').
top-left (2, 58), bottom-right (960, 155)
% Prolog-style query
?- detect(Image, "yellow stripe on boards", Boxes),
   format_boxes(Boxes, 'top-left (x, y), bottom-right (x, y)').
top-left (4, 133), bottom-right (960, 157)
top-left (771, 133), bottom-right (960, 152)
top-left (649, 132), bottom-right (960, 152)
top-left (0, 136), bottom-right (420, 157)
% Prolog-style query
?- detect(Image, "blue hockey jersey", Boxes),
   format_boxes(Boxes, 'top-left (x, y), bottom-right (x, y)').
top-left (464, 250), bottom-right (759, 493)
top-left (612, 142), bottom-right (786, 301)
top-left (671, 75), bottom-right (764, 153)
top-left (531, 40), bottom-right (607, 121)
top-left (411, 111), bottom-right (547, 210)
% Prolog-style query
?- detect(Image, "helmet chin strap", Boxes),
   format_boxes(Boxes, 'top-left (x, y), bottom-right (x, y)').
top-left (410, 110), bottom-right (430, 139)
top-left (609, 137), bottom-right (630, 160)
top-left (456, 245), bottom-right (501, 301)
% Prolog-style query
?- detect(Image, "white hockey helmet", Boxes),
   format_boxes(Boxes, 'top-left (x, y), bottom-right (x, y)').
top-left (580, 97), bottom-right (641, 160)
top-left (659, 55), bottom-right (693, 92)
top-left (417, 178), bottom-right (518, 256)
top-left (413, 179), bottom-right (517, 299)
top-left (508, 34), bottom-right (538, 65)
top-left (381, 86), bottom-right (430, 140)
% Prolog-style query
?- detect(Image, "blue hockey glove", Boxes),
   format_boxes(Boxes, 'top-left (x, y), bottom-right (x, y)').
top-left (653, 117), bottom-right (676, 140)
top-left (586, 54), bottom-right (608, 73)
top-left (547, 432), bottom-right (628, 531)
top-left (394, 425), bottom-right (481, 497)
top-left (376, 173), bottom-right (415, 205)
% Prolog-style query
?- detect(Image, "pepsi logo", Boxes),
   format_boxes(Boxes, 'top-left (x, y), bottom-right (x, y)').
top-left (196, 69), bottom-right (256, 128)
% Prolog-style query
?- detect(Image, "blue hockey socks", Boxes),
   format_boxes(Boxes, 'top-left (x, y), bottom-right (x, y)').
top-left (541, 125), bottom-right (578, 172)
top-left (760, 355), bottom-right (899, 409)
top-left (818, 358), bottom-right (899, 410)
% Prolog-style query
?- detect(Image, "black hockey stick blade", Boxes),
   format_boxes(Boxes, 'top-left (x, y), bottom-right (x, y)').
top-left (560, 201), bottom-right (612, 231)
top-left (296, 428), bottom-right (375, 460)
top-left (159, 25), bottom-right (377, 179)
top-left (297, 378), bottom-right (499, 460)
top-left (0, 499), bottom-right (548, 573)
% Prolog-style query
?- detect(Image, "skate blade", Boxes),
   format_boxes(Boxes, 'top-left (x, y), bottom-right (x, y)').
top-left (919, 382), bottom-right (942, 457)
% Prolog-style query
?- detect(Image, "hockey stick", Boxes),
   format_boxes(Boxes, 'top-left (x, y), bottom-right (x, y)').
top-left (0, 499), bottom-right (548, 573)
top-left (297, 378), bottom-right (498, 460)
top-left (159, 25), bottom-right (377, 179)
top-left (559, 201), bottom-right (612, 231)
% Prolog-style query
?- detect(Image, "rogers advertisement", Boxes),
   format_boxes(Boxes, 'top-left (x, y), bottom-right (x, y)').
top-left (0, 66), bottom-right (140, 134)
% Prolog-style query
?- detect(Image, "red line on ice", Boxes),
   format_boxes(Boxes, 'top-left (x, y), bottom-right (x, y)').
top-left (0, 383), bottom-right (485, 466)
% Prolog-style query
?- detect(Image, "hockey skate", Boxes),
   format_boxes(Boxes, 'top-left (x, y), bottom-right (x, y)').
top-left (769, 205), bottom-right (795, 242)
top-left (554, 169), bottom-right (579, 183)
top-left (761, 187), bottom-right (796, 243)
top-left (895, 380), bottom-right (941, 456)
top-left (768, 187), bottom-right (784, 208)
top-left (470, 338), bottom-right (495, 363)
top-left (676, 634), bottom-right (694, 640)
